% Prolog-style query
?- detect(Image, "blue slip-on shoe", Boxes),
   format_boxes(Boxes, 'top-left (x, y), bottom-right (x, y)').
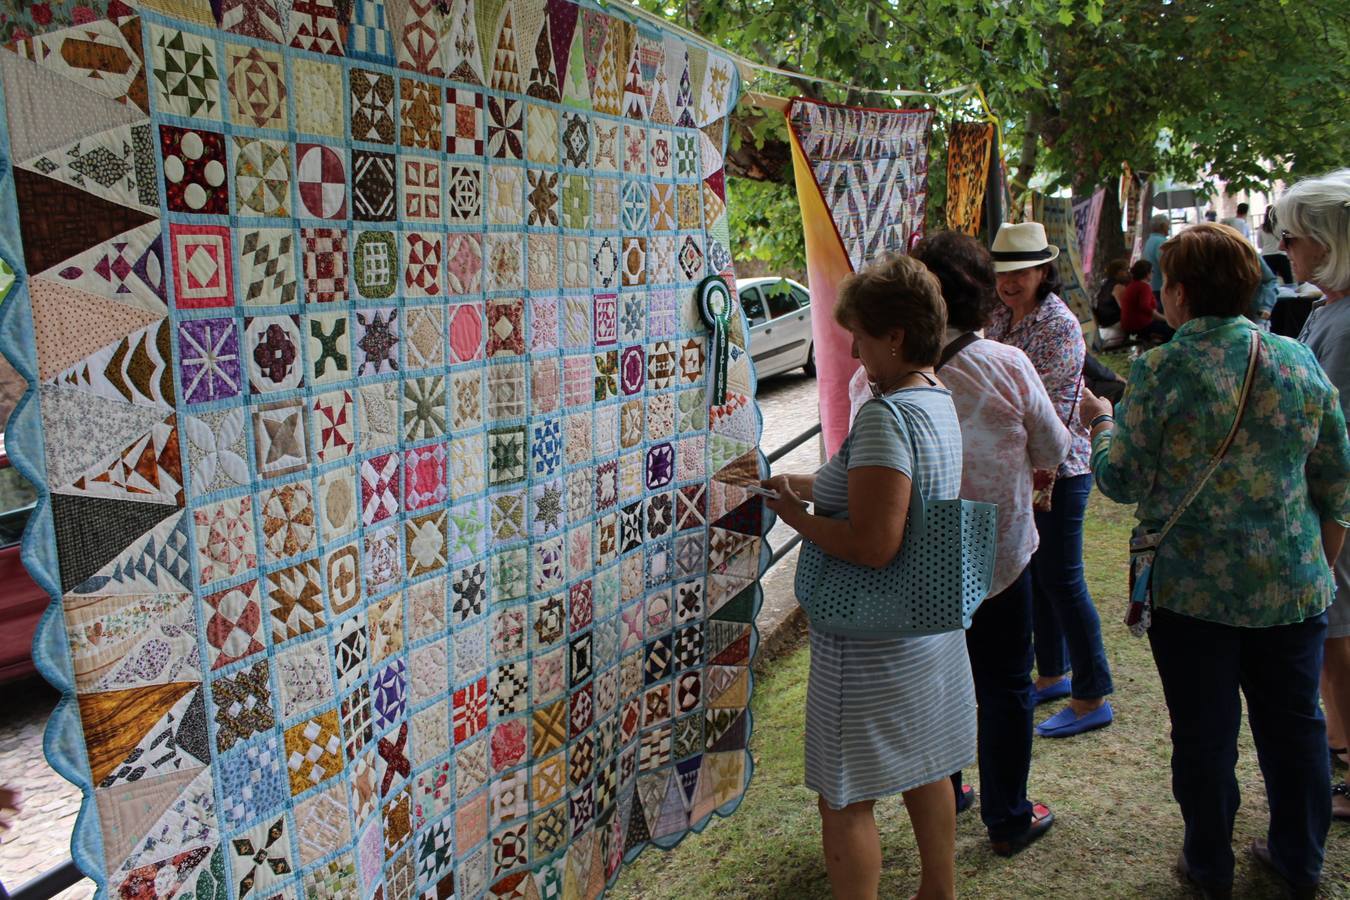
top-left (1031, 678), bottom-right (1071, 706)
top-left (1035, 701), bottom-right (1113, 738)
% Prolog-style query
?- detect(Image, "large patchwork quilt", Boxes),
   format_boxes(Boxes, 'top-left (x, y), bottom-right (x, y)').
top-left (943, 122), bottom-right (993, 238)
top-left (784, 98), bottom-right (933, 455)
top-left (1036, 194), bottom-right (1093, 322)
top-left (0, 1), bottom-right (768, 897)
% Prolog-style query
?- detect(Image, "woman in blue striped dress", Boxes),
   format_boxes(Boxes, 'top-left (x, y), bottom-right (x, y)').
top-left (764, 254), bottom-right (976, 900)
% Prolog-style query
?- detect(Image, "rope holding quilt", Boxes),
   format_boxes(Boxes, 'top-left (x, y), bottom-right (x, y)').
top-left (784, 98), bottom-right (934, 456)
top-left (0, 1), bottom-right (769, 897)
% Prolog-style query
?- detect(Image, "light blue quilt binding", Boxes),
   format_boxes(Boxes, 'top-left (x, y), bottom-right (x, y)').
top-left (0, 71), bottom-right (109, 897)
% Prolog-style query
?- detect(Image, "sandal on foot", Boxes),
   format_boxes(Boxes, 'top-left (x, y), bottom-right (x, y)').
top-left (990, 802), bottom-right (1054, 857)
top-left (1249, 838), bottom-right (1318, 899)
top-left (1334, 782), bottom-right (1350, 821)
top-left (956, 783), bottom-right (975, 815)
top-left (1175, 853), bottom-right (1233, 899)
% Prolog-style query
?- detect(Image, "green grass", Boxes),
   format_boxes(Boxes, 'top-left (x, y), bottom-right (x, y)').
top-left (611, 494), bottom-right (1350, 898)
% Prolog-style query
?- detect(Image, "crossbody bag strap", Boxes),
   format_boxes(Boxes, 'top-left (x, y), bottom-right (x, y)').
top-left (1157, 330), bottom-right (1261, 542)
top-left (936, 332), bottom-right (980, 372)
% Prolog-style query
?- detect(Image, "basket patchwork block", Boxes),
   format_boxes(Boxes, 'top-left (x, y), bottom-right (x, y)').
top-left (0, 1), bottom-right (771, 897)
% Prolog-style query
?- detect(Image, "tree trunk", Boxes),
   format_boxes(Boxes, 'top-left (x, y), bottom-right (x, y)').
top-left (1094, 181), bottom-right (1127, 275)
top-left (1010, 109), bottom-right (1043, 222)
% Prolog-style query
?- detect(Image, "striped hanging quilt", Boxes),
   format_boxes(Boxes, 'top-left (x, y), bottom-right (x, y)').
top-left (784, 98), bottom-right (933, 456)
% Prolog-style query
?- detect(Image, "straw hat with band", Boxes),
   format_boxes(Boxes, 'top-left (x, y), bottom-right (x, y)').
top-left (991, 222), bottom-right (1061, 273)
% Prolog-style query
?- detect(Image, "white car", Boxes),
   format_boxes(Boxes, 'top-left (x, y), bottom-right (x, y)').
top-left (736, 277), bottom-right (815, 379)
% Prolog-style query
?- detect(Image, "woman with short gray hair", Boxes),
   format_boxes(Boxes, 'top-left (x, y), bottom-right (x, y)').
top-left (1275, 168), bottom-right (1350, 822)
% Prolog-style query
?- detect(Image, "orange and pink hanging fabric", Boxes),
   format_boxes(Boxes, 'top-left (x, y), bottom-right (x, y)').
top-left (785, 98), bottom-right (934, 456)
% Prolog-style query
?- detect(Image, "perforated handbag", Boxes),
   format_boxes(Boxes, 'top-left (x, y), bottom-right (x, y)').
top-left (793, 396), bottom-right (997, 639)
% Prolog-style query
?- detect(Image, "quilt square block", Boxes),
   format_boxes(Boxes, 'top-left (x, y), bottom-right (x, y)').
top-left (253, 398), bottom-right (310, 479)
top-left (245, 314), bottom-right (304, 394)
top-left (446, 163), bottom-right (483, 223)
top-left (160, 124), bottom-right (229, 214)
top-left (485, 298), bottom-right (525, 358)
top-left (561, 113), bottom-right (590, 168)
top-left (404, 233), bottom-right (444, 299)
top-left (446, 233), bottom-right (483, 297)
top-left (403, 374), bottom-right (447, 440)
top-left (293, 57), bottom-right (344, 137)
top-left (360, 452), bottom-right (401, 526)
top-left (288, 0), bottom-right (343, 54)
top-left (170, 224), bottom-right (233, 309)
top-left (233, 136), bottom-right (292, 217)
top-left (404, 445), bottom-right (448, 511)
top-left (400, 78), bottom-right (442, 149)
top-left (353, 230), bottom-right (398, 299)
top-left (401, 155), bottom-right (443, 223)
top-left (352, 149), bottom-right (397, 222)
top-left (446, 88), bottom-right (485, 155)
top-left (404, 307), bottom-right (446, 371)
top-left (260, 480), bottom-right (318, 563)
top-left (351, 67), bottom-right (396, 144)
top-left (355, 307), bottom-right (400, 375)
top-left (149, 24), bottom-right (222, 121)
top-left (297, 143), bottom-right (349, 219)
top-left (487, 97), bottom-right (523, 159)
top-left (239, 228), bottom-right (298, 306)
top-left (307, 311), bottom-right (351, 385)
top-left (302, 226), bottom-right (349, 303)
top-left (487, 166), bottom-right (524, 227)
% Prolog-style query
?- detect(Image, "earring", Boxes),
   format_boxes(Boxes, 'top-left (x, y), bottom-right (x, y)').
top-left (890, 346), bottom-right (897, 357)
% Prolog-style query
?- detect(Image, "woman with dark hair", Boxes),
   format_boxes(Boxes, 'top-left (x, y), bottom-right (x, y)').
top-left (1082, 221), bottom-right (1350, 896)
top-left (986, 223), bottom-right (1115, 738)
top-left (1119, 259), bottom-right (1174, 342)
top-left (909, 231), bottom-right (1070, 856)
top-left (1091, 258), bottom-right (1128, 349)
top-left (764, 253), bottom-right (976, 900)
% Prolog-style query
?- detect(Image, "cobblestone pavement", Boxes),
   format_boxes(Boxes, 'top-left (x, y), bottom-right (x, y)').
top-left (0, 676), bottom-right (90, 898)
top-left (0, 370), bottom-right (820, 898)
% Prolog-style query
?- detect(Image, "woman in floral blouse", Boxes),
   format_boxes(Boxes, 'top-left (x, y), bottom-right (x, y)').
top-left (986, 223), bottom-right (1114, 738)
top-left (1083, 223), bottom-right (1350, 898)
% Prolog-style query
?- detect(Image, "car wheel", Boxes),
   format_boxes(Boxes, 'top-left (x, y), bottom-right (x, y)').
top-left (802, 345), bottom-right (816, 377)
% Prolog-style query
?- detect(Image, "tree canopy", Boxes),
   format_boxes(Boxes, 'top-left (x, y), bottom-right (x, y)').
top-left (637, 0), bottom-right (1350, 271)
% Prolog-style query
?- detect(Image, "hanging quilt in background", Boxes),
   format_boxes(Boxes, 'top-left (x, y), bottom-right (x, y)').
top-left (785, 98), bottom-right (933, 456)
top-left (1120, 165), bottom-right (1139, 245)
top-left (1035, 195), bottom-right (1093, 322)
top-left (944, 121), bottom-right (994, 237)
top-left (0, 0), bottom-right (768, 897)
top-left (1072, 188), bottom-right (1105, 282)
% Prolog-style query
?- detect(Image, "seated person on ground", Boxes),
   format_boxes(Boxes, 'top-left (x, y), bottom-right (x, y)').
top-left (1091, 259), bottom-right (1128, 350)
top-left (1119, 259), bottom-right (1174, 342)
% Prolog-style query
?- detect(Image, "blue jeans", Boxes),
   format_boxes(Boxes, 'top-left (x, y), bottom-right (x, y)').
top-left (1148, 607), bottom-right (1330, 888)
top-left (1031, 473), bottom-right (1113, 699)
top-left (962, 568), bottom-right (1035, 840)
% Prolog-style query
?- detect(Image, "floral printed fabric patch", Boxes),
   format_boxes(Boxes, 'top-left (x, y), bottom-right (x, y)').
top-left (0, 1), bottom-right (767, 898)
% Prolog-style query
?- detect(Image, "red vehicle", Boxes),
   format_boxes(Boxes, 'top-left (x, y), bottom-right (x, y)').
top-left (0, 436), bottom-right (45, 682)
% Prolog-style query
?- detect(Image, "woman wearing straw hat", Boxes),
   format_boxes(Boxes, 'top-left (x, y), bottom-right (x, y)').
top-left (986, 223), bottom-right (1115, 738)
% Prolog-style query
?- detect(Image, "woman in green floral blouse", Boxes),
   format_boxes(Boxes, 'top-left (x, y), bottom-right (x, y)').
top-left (1081, 223), bottom-right (1350, 899)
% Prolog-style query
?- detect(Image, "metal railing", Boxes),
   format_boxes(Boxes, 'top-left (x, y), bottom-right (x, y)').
top-left (0, 419), bottom-right (824, 900)
top-left (763, 422), bottom-right (821, 569)
top-left (0, 859), bottom-right (82, 900)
